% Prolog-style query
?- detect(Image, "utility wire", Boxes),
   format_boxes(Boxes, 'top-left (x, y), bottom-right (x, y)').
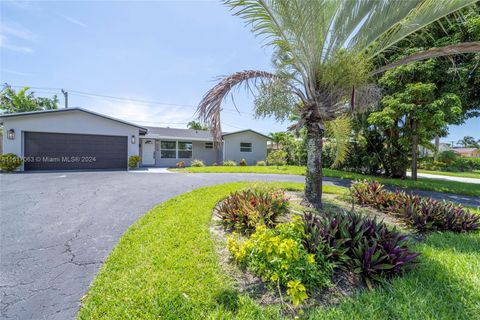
top-left (7, 85), bottom-right (256, 116)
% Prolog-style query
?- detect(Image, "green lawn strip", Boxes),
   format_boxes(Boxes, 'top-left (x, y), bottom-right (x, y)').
top-left (170, 166), bottom-right (480, 197)
top-left (415, 169), bottom-right (480, 179)
top-left (78, 182), bottom-right (480, 319)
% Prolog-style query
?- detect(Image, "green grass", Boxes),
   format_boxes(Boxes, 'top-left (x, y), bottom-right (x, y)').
top-left (78, 182), bottom-right (480, 320)
top-left (171, 166), bottom-right (480, 197)
top-left (416, 169), bottom-right (480, 179)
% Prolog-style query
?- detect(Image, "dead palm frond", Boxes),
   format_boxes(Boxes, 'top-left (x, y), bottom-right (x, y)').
top-left (197, 70), bottom-right (285, 146)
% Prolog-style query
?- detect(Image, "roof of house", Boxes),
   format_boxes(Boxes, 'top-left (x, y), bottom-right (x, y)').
top-left (452, 148), bottom-right (478, 154)
top-left (0, 108), bottom-right (271, 140)
top-left (0, 108), bottom-right (148, 133)
top-left (222, 129), bottom-right (271, 140)
top-left (144, 126), bottom-right (214, 141)
top-left (143, 127), bottom-right (271, 141)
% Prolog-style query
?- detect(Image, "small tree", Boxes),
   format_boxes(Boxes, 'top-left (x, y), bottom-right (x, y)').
top-left (267, 150), bottom-right (287, 166)
top-left (0, 84), bottom-right (58, 113)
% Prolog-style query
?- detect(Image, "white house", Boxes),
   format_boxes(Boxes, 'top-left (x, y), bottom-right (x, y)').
top-left (0, 108), bottom-right (270, 171)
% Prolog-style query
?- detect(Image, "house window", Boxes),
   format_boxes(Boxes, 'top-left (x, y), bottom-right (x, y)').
top-left (178, 141), bottom-right (193, 159)
top-left (240, 142), bottom-right (252, 152)
top-left (160, 141), bottom-right (176, 158)
top-left (205, 142), bottom-right (213, 149)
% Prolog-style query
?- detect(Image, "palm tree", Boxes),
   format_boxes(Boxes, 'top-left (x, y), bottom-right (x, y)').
top-left (187, 120), bottom-right (208, 131)
top-left (457, 136), bottom-right (479, 148)
top-left (197, 0), bottom-right (480, 209)
top-left (270, 132), bottom-right (288, 149)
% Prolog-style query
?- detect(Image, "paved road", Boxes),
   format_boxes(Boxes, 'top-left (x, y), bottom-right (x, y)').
top-left (0, 171), bottom-right (478, 320)
top-left (406, 171), bottom-right (480, 184)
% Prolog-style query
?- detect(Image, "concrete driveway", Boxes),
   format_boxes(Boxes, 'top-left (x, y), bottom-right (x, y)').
top-left (1, 171), bottom-right (478, 319)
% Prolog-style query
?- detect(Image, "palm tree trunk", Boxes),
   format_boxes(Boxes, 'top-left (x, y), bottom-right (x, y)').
top-left (304, 122), bottom-right (323, 210)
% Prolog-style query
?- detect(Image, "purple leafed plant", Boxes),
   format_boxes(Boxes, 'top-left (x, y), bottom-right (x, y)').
top-left (302, 211), bottom-right (419, 287)
top-left (351, 181), bottom-right (480, 233)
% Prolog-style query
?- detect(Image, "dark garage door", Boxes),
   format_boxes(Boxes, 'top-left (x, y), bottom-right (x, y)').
top-left (24, 132), bottom-right (128, 170)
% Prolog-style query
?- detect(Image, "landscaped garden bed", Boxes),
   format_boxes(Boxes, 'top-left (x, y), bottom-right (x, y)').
top-left (78, 182), bottom-right (480, 319)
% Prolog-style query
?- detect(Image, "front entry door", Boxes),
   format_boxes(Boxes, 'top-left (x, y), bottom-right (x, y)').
top-left (141, 140), bottom-right (156, 166)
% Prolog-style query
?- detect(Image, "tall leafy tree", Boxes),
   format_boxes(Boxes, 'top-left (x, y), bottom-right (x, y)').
top-left (197, 0), bottom-right (480, 208)
top-left (369, 68), bottom-right (462, 179)
top-left (367, 6), bottom-right (480, 178)
top-left (0, 85), bottom-right (59, 113)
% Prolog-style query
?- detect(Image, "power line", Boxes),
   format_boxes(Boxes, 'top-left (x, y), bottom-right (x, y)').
top-left (7, 85), bottom-right (255, 116)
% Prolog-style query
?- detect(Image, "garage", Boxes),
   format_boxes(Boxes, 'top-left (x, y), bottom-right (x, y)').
top-left (0, 108), bottom-right (147, 171)
top-left (24, 132), bottom-right (128, 171)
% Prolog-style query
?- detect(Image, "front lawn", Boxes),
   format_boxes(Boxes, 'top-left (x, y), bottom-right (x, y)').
top-left (416, 169), bottom-right (480, 179)
top-left (170, 166), bottom-right (480, 197)
top-left (78, 182), bottom-right (480, 319)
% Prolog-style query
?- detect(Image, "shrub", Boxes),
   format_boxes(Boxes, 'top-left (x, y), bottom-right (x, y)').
top-left (0, 153), bottom-right (23, 172)
top-left (350, 180), bottom-right (396, 210)
top-left (266, 150), bottom-right (287, 166)
top-left (400, 195), bottom-right (480, 232)
top-left (176, 161), bottom-right (185, 168)
top-left (437, 150), bottom-right (459, 164)
top-left (239, 159), bottom-right (247, 166)
top-left (302, 211), bottom-right (419, 288)
top-left (223, 160), bottom-right (237, 166)
top-left (191, 159), bottom-right (205, 167)
top-left (228, 218), bottom-right (332, 305)
top-left (217, 188), bottom-right (289, 234)
top-left (128, 155), bottom-right (141, 169)
top-left (351, 180), bottom-right (480, 232)
top-left (256, 160), bottom-right (266, 166)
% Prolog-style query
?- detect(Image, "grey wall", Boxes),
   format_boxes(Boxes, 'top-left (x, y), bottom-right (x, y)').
top-left (223, 131), bottom-right (268, 165)
top-left (149, 140), bottom-right (221, 167)
top-left (192, 141), bottom-right (221, 165)
top-left (1, 111), bottom-right (140, 170)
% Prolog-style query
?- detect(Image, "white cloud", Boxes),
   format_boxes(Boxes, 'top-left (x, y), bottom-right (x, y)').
top-left (2, 68), bottom-right (34, 77)
top-left (0, 23), bottom-right (35, 53)
top-left (0, 23), bottom-right (35, 41)
top-left (58, 14), bottom-right (88, 28)
top-left (0, 43), bottom-right (34, 53)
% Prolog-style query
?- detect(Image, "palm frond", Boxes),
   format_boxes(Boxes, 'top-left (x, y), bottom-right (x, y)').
top-left (196, 70), bottom-right (279, 146)
top-left (354, 0), bottom-right (477, 57)
top-left (371, 41), bottom-right (480, 75)
top-left (325, 115), bottom-right (353, 168)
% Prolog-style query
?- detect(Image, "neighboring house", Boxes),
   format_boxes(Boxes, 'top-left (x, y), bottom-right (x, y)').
top-left (452, 147), bottom-right (480, 158)
top-left (0, 108), bottom-right (270, 171)
top-left (418, 142), bottom-right (452, 157)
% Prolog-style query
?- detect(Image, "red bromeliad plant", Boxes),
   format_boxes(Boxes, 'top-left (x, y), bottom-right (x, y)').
top-left (217, 188), bottom-right (289, 234)
top-left (351, 180), bottom-right (480, 232)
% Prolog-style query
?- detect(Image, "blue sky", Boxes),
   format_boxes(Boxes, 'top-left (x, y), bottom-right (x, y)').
top-left (1, 0), bottom-right (478, 142)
